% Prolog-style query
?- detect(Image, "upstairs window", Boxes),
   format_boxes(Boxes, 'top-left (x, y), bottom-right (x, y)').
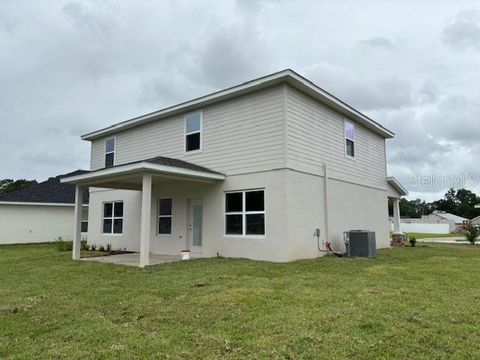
top-left (185, 112), bottom-right (202, 152)
top-left (103, 201), bottom-right (123, 234)
top-left (158, 198), bottom-right (172, 235)
top-left (344, 121), bottom-right (355, 158)
top-left (225, 189), bottom-right (265, 236)
top-left (105, 137), bottom-right (115, 167)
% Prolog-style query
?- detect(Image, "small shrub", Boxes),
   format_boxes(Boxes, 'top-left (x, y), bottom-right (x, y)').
top-left (54, 236), bottom-right (73, 251)
top-left (80, 238), bottom-right (88, 251)
top-left (99, 245), bottom-right (105, 252)
top-left (89, 244), bottom-right (96, 251)
top-left (465, 225), bottom-right (479, 245)
top-left (106, 243), bottom-right (112, 253)
top-left (409, 236), bottom-right (417, 247)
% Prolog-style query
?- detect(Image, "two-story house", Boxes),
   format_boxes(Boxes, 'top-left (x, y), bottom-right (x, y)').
top-left (63, 69), bottom-right (407, 266)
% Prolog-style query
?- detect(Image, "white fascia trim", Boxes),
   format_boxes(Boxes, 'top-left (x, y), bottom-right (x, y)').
top-left (81, 69), bottom-right (394, 141)
top-left (0, 201), bottom-right (74, 207)
top-left (387, 176), bottom-right (409, 196)
top-left (60, 162), bottom-right (225, 184)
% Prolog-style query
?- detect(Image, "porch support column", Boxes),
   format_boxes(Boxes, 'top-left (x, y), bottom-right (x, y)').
top-left (393, 197), bottom-right (401, 233)
top-left (140, 174), bottom-right (152, 267)
top-left (72, 185), bottom-right (83, 260)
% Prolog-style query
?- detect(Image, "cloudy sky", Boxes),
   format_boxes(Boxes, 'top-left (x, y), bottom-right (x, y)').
top-left (1, 0), bottom-right (479, 201)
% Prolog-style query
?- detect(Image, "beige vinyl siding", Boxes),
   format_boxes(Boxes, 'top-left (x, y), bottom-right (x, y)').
top-left (90, 85), bottom-right (286, 174)
top-left (286, 85), bottom-right (387, 189)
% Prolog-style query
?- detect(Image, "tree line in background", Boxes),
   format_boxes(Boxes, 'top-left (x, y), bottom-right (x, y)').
top-left (0, 179), bottom-right (37, 196)
top-left (398, 188), bottom-right (480, 220)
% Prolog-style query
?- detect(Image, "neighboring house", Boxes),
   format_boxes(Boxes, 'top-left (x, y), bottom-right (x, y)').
top-left (470, 215), bottom-right (480, 227)
top-left (420, 211), bottom-right (468, 232)
top-left (63, 69), bottom-right (407, 266)
top-left (0, 171), bottom-right (89, 244)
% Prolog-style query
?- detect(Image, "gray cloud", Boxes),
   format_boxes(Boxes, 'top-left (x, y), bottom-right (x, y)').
top-left (358, 37), bottom-right (395, 50)
top-left (305, 62), bottom-right (413, 110)
top-left (443, 10), bottom-right (480, 51)
top-left (0, 1), bottom-right (479, 202)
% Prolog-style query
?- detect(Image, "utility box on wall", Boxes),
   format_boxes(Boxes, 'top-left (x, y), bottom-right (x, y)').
top-left (345, 230), bottom-right (376, 258)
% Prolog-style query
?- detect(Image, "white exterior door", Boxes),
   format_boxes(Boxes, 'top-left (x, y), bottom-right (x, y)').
top-left (188, 199), bottom-right (203, 252)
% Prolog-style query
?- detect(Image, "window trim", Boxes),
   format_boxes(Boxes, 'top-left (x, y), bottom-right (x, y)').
top-left (184, 111), bottom-right (203, 154)
top-left (344, 120), bottom-right (355, 159)
top-left (157, 197), bottom-right (173, 236)
top-left (81, 205), bottom-right (89, 233)
top-left (104, 137), bottom-right (116, 168)
top-left (102, 200), bottom-right (123, 235)
top-left (224, 188), bottom-right (266, 238)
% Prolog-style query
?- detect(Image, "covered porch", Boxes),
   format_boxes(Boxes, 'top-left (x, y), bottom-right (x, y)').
top-left (62, 156), bottom-right (225, 267)
top-left (387, 176), bottom-right (409, 235)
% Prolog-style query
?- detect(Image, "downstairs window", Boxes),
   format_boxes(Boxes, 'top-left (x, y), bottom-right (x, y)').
top-left (225, 190), bottom-right (265, 236)
top-left (103, 201), bottom-right (123, 234)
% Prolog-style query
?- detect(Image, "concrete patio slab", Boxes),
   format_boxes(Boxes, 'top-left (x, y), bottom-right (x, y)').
top-left (81, 253), bottom-right (181, 267)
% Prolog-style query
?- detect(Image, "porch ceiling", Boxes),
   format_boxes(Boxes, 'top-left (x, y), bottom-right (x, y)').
top-left (60, 156), bottom-right (225, 190)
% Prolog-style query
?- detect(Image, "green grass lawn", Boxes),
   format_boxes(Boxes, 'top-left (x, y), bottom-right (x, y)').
top-left (1, 243), bottom-right (480, 359)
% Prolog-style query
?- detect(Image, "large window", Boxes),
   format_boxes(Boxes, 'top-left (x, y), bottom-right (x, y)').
top-left (103, 201), bottom-right (123, 234)
top-left (344, 121), bottom-right (355, 158)
top-left (105, 137), bottom-right (115, 167)
top-left (81, 205), bottom-right (89, 233)
top-left (225, 190), bottom-right (265, 236)
top-left (158, 198), bottom-right (172, 235)
top-left (185, 112), bottom-right (202, 152)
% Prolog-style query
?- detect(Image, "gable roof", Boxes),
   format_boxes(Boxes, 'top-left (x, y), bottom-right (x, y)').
top-left (430, 211), bottom-right (468, 223)
top-left (61, 156), bottom-right (224, 186)
top-left (387, 177), bottom-right (408, 197)
top-left (81, 69), bottom-right (394, 141)
top-left (0, 170), bottom-right (89, 205)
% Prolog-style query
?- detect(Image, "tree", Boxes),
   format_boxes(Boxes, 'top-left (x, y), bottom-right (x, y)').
top-left (393, 188), bottom-right (480, 220)
top-left (430, 188), bottom-right (480, 219)
top-left (0, 179), bottom-right (37, 196)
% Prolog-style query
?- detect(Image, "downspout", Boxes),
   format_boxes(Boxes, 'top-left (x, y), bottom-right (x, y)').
top-left (317, 162), bottom-right (330, 253)
top-left (323, 162), bottom-right (329, 243)
top-left (317, 162), bottom-right (345, 257)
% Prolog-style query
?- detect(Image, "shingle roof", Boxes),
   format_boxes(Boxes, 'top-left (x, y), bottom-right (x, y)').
top-left (0, 170), bottom-right (89, 204)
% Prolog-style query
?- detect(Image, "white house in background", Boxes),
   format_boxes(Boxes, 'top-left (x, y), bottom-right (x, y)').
top-left (0, 171), bottom-right (89, 244)
top-left (470, 215), bottom-right (480, 227)
top-left (419, 211), bottom-right (468, 232)
top-left (62, 69), bottom-right (407, 266)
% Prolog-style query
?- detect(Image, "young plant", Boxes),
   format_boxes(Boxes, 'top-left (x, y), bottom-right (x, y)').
top-left (54, 237), bottom-right (73, 251)
top-left (89, 244), bottom-right (96, 251)
top-left (99, 245), bottom-right (105, 252)
top-left (80, 238), bottom-right (88, 251)
top-left (465, 225), bottom-right (479, 245)
top-left (106, 243), bottom-right (112, 253)
top-left (409, 236), bottom-right (417, 247)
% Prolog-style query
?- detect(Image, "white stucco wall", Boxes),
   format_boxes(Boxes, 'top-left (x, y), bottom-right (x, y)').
top-left (0, 204), bottom-right (76, 244)
top-left (86, 168), bottom-right (390, 262)
top-left (284, 169), bottom-right (390, 261)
